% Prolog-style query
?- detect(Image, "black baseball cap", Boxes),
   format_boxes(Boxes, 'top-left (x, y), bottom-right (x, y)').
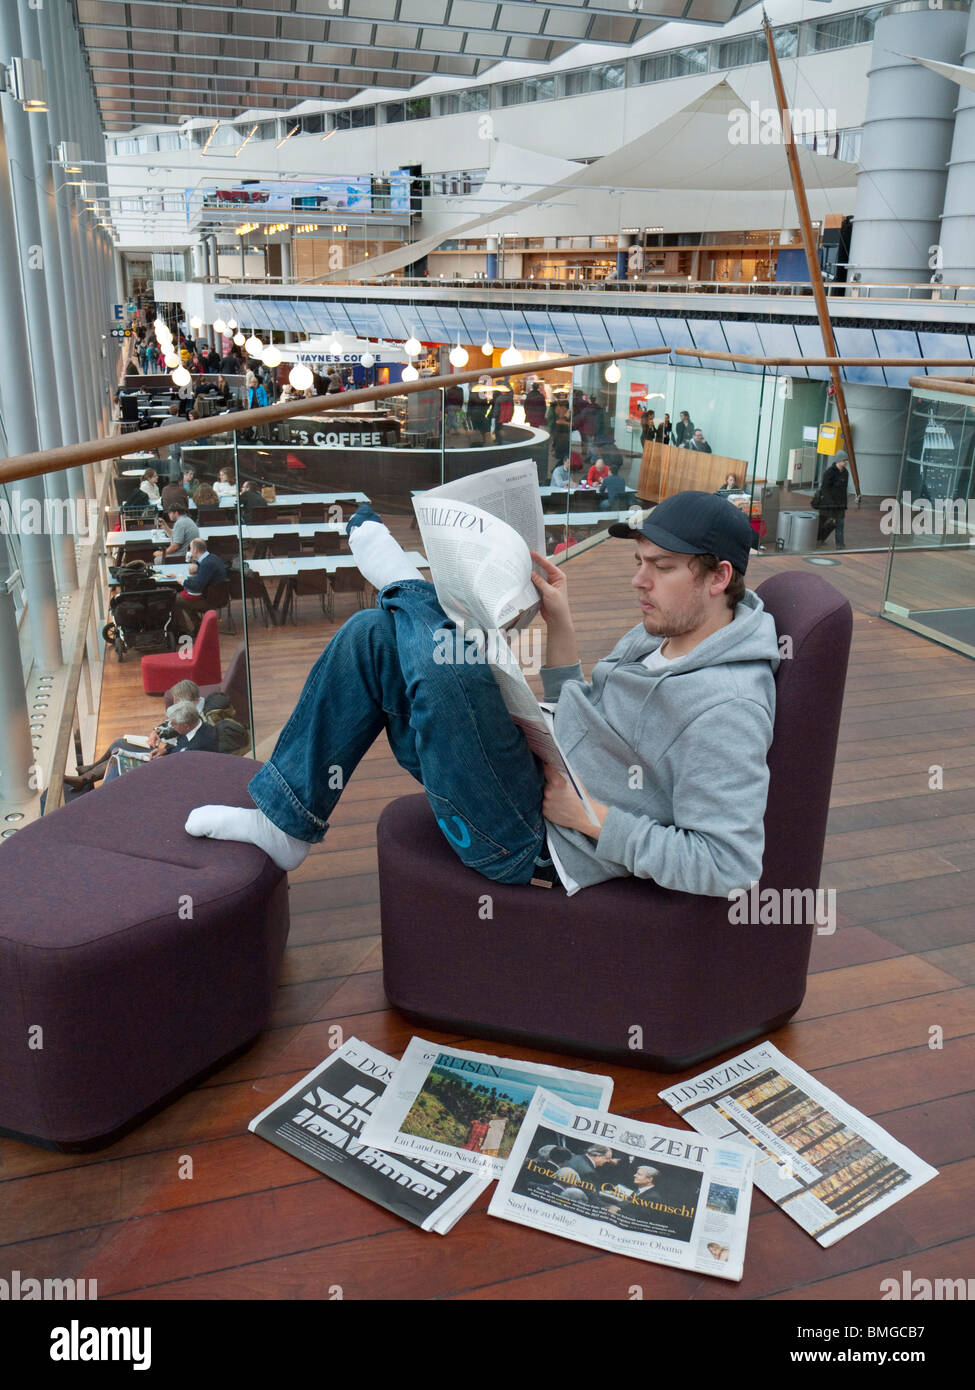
top-left (608, 490), bottom-right (756, 572)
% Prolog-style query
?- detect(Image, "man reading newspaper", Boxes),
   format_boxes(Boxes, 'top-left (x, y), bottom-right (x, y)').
top-left (186, 491), bottom-right (779, 896)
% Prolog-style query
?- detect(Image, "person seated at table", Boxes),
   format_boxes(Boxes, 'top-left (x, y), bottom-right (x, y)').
top-left (160, 474), bottom-right (190, 511)
top-left (714, 473), bottom-right (740, 497)
top-left (213, 466), bottom-right (237, 500)
top-left (194, 481), bottom-right (220, 508)
top-left (63, 681), bottom-right (215, 789)
top-left (598, 462), bottom-right (629, 510)
top-left (237, 478), bottom-right (267, 523)
top-left (550, 461), bottom-right (574, 489)
top-left (173, 537), bottom-right (229, 634)
top-left (689, 428), bottom-right (712, 454)
top-left (136, 468), bottom-right (160, 506)
top-left (181, 467), bottom-right (199, 499)
top-left (587, 457), bottom-right (611, 489)
top-left (154, 503), bottom-right (199, 562)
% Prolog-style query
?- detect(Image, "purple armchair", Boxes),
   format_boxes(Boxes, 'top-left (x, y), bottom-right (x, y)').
top-left (377, 571), bottom-right (852, 1071)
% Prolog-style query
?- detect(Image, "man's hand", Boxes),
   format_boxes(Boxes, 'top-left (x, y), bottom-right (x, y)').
top-left (542, 765), bottom-right (607, 839)
top-left (149, 742), bottom-right (168, 759)
top-left (148, 729), bottom-right (161, 749)
top-left (530, 551), bottom-right (579, 668)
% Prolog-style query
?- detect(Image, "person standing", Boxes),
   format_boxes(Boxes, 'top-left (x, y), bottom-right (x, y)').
top-left (817, 451), bottom-right (850, 549)
top-left (673, 411), bottom-right (694, 448)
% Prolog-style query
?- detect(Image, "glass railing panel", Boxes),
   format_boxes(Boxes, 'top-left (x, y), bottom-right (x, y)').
top-left (882, 385), bottom-right (975, 657)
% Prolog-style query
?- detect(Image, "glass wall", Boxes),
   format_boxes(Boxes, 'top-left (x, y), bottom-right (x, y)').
top-left (883, 383), bottom-right (975, 658)
top-left (91, 352), bottom-right (901, 807)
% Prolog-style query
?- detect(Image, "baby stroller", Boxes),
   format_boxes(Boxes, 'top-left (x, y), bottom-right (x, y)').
top-left (103, 582), bottom-right (179, 662)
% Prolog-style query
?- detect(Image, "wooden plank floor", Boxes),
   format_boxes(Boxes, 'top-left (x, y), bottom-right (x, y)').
top-left (3, 537), bottom-right (973, 1302)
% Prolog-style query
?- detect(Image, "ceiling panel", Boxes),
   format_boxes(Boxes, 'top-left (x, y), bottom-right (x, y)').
top-left (82, 0), bottom-right (766, 129)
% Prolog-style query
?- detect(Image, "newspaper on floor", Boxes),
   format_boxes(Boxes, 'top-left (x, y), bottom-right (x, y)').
top-left (659, 1041), bottom-right (938, 1247)
top-left (248, 1037), bottom-right (491, 1234)
top-left (488, 1087), bottom-right (754, 1281)
top-left (359, 1036), bottom-right (613, 1180)
top-left (413, 459), bottom-right (600, 825)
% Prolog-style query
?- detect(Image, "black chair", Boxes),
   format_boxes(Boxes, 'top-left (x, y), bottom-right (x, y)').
top-left (289, 570), bottom-right (332, 624)
top-left (329, 565), bottom-right (367, 613)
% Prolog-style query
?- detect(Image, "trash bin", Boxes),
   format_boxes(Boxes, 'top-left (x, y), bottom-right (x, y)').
top-left (790, 510), bottom-right (820, 551)
top-left (776, 510), bottom-right (795, 550)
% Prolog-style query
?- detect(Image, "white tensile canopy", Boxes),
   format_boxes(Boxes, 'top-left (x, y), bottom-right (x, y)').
top-left (322, 79), bottom-right (858, 283)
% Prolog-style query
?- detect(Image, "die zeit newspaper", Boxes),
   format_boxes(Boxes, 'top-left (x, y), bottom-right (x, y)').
top-left (488, 1087), bottom-right (755, 1280)
top-left (248, 1037), bottom-right (490, 1233)
top-left (412, 460), bottom-right (612, 822)
top-left (659, 1042), bottom-right (937, 1246)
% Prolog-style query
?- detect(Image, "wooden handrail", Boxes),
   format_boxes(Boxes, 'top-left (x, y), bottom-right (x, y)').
top-left (678, 350), bottom-right (975, 369)
top-left (0, 347), bottom-right (673, 486)
top-left (909, 375), bottom-right (975, 395)
top-left (4, 343), bottom-right (972, 487)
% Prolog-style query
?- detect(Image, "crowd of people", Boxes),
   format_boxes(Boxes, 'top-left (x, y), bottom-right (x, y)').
top-left (640, 406), bottom-right (713, 453)
top-left (126, 322), bottom-right (354, 404)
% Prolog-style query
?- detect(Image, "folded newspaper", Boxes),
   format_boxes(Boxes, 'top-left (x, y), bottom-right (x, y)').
top-left (659, 1041), bottom-right (938, 1247)
top-left (488, 1087), bottom-right (754, 1280)
top-left (248, 1037), bottom-right (491, 1233)
top-left (360, 1036), bottom-right (613, 1180)
top-left (413, 460), bottom-right (623, 819)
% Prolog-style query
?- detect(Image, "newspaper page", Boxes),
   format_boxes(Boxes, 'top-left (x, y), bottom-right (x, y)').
top-left (412, 494), bottom-right (538, 632)
top-left (248, 1037), bottom-right (490, 1233)
top-left (421, 458), bottom-right (546, 557)
top-left (659, 1041), bottom-right (938, 1248)
top-left (413, 465), bottom-right (597, 823)
top-left (360, 1037), bottom-right (613, 1180)
top-left (488, 1087), bottom-right (754, 1281)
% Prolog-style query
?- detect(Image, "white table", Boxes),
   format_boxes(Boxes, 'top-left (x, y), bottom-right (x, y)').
top-left (106, 521), bottom-right (349, 548)
top-left (148, 552), bottom-right (430, 624)
top-left (544, 510), bottom-right (642, 526)
top-left (213, 491), bottom-right (370, 508)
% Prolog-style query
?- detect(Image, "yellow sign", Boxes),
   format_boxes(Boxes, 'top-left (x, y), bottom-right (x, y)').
top-left (817, 422), bottom-right (844, 455)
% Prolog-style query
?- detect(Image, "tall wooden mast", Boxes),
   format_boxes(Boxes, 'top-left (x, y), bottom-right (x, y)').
top-left (763, 11), bottom-right (860, 495)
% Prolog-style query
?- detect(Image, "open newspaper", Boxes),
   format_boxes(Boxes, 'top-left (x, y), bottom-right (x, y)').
top-left (360, 1036), bottom-right (613, 1180)
top-left (413, 460), bottom-right (608, 816)
top-left (248, 1037), bottom-right (490, 1233)
top-left (659, 1041), bottom-right (938, 1247)
top-left (489, 1087), bottom-right (754, 1280)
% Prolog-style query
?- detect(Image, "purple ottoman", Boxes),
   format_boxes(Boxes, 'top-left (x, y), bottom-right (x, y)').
top-left (0, 752), bottom-right (289, 1151)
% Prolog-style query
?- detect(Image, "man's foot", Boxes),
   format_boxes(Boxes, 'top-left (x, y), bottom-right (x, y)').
top-left (63, 772), bottom-right (96, 790)
top-left (346, 504), bottom-right (424, 590)
top-left (184, 805), bottom-right (310, 871)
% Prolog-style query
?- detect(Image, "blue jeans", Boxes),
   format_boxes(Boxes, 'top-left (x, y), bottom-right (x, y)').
top-left (248, 580), bottom-right (546, 884)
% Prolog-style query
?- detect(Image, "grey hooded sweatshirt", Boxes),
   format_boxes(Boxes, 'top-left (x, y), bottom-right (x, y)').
top-left (541, 589), bottom-right (780, 896)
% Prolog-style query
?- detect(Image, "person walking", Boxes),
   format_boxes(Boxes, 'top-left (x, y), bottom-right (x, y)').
top-left (816, 451), bottom-right (850, 549)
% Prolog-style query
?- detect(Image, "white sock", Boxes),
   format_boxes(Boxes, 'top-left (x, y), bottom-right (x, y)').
top-left (348, 518), bottom-right (423, 590)
top-left (184, 805), bottom-right (310, 872)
